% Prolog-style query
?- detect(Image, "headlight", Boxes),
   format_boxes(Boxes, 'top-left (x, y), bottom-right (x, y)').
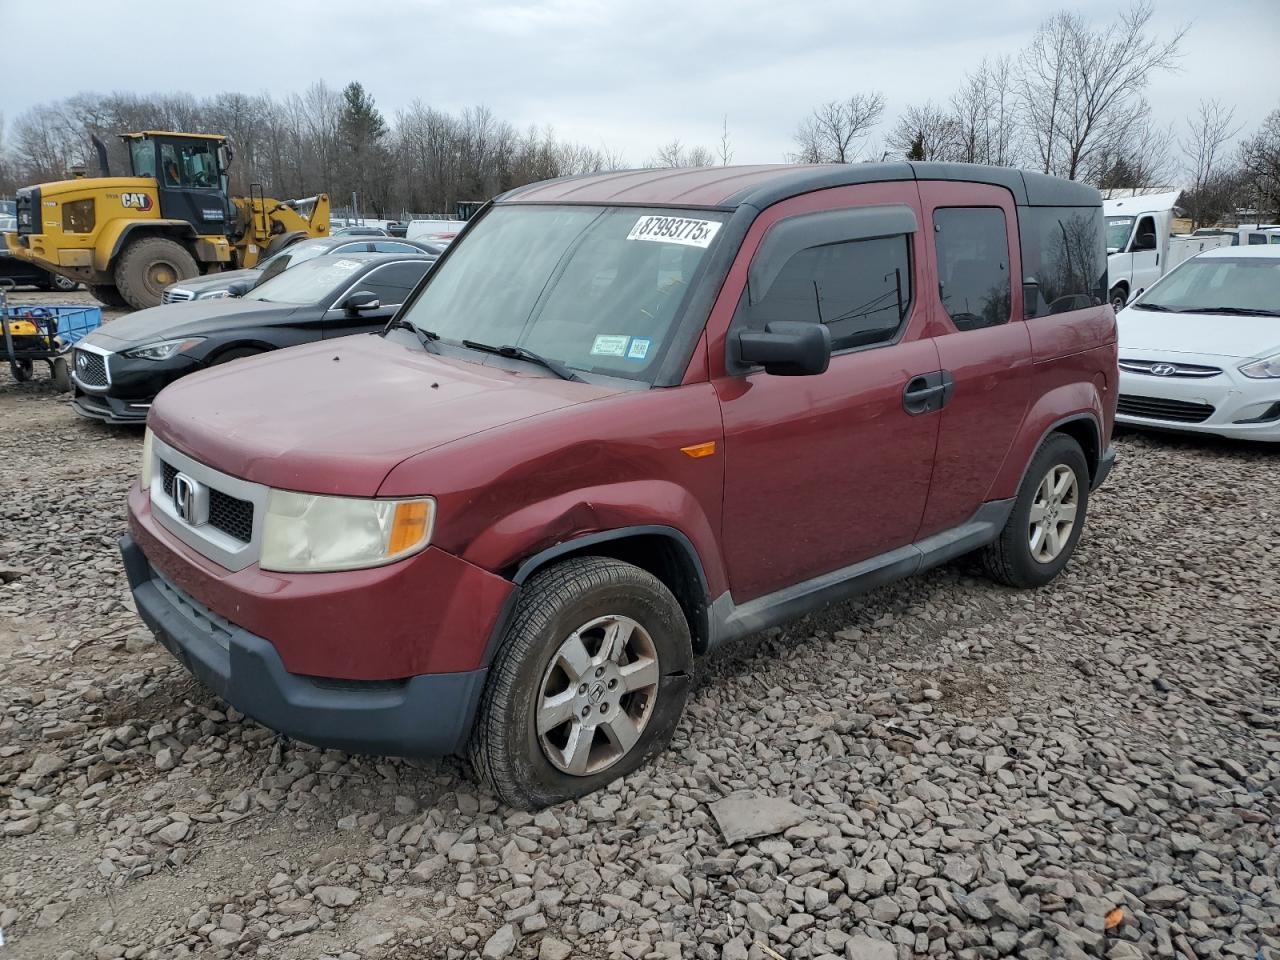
top-left (123, 338), bottom-right (205, 361)
top-left (197, 289), bottom-right (229, 300)
top-left (139, 427), bottom-right (154, 490)
top-left (259, 492), bottom-right (435, 572)
top-left (1239, 354), bottom-right (1280, 379)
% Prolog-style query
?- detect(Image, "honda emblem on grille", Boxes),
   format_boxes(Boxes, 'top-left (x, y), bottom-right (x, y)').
top-left (172, 473), bottom-right (209, 526)
top-left (1150, 363), bottom-right (1177, 377)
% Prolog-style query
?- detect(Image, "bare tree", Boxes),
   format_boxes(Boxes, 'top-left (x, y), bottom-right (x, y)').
top-left (648, 139), bottom-right (715, 168)
top-left (1179, 98), bottom-right (1241, 227)
top-left (792, 92), bottom-right (885, 163)
top-left (717, 116), bottom-right (733, 166)
top-left (1238, 106), bottom-right (1280, 221)
top-left (1087, 111), bottom-right (1174, 189)
top-left (952, 55), bottom-right (1018, 165)
top-left (885, 102), bottom-right (959, 161)
top-left (1017, 2), bottom-right (1186, 180)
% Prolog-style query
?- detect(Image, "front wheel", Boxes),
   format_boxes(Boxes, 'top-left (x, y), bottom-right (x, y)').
top-left (1108, 285), bottom-right (1128, 312)
top-left (113, 237), bottom-right (198, 309)
top-left (468, 556), bottom-right (693, 809)
top-left (981, 433), bottom-right (1090, 589)
top-left (51, 273), bottom-right (79, 292)
top-left (88, 284), bottom-right (131, 310)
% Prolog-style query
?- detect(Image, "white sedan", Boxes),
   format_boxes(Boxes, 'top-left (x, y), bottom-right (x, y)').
top-left (1116, 246), bottom-right (1280, 441)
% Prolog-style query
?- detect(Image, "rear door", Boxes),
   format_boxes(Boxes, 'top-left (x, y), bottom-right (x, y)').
top-left (713, 182), bottom-right (942, 601)
top-left (322, 260), bottom-right (432, 339)
top-left (915, 182), bottom-right (1031, 538)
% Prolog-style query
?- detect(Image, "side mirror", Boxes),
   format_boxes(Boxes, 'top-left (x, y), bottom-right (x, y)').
top-left (343, 291), bottom-right (381, 314)
top-left (225, 281), bottom-right (250, 298)
top-left (1135, 232), bottom-right (1157, 251)
top-left (737, 321), bottom-right (831, 376)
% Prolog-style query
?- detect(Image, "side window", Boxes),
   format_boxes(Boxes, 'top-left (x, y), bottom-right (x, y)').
top-left (334, 242), bottom-right (373, 254)
top-left (1019, 206), bottom-right (1106, 318)
top-left (745, 235), bottom-right (913, 352)
top-left (349, 262), bottom-right (429, 307)
top-left (371, 241), bottom-right (419, 253)
top-left (1247, 233), bottom-right (1268, 246)
top-left (933, 207), bottom-right (1011, 331)
top-left (159, 144), bottom-right (181, 186)
top-left (1131, 216), bottom-right (1157, 251)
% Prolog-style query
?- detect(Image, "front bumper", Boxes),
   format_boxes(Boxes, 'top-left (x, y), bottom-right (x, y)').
top-left (72, 387), bottom-right (151, 425)
top-left (1117, 360), bottom-right (1280, 441)
top-left (121, 533), bottom-right (487, 757)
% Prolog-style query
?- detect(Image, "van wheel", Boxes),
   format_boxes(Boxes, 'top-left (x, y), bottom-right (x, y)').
top-left (981, 433), bottom-right (1090, 589)
top-left (114, 237), bottom-right (198, 310)
top-left (469, 556), bottom-right (693, 809)
top-left (88, 284), bottom-right (131, 309)
top-left (1108, 285), bottom-right (1128, 312)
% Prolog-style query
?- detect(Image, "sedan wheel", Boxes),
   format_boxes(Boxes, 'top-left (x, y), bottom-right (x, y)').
top-left (536, 614), bottom-right (660, 776)
top-left (1028, 464), bottom-right (1079, 563)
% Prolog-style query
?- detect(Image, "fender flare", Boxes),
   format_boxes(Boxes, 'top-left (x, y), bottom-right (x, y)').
top-left (1012, 412), bottom-right (1103, 495)
top-left (105, 220), bottom-right (199, 266)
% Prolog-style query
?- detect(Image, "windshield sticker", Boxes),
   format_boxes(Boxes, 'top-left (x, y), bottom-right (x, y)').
top-left (627, 338), bottom-right (651, 360)
top-left (627, 215), bottom-right (721, 248)
top-left (331, 259), bottom-right (362, 270)
top-left (591, 334), bottom-right (631, 357)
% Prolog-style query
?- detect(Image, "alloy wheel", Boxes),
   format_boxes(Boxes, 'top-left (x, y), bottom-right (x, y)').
top-left (536, 614), bottom-right (659, 776)
top-left (1028, 464), bottom-right (1079, 563)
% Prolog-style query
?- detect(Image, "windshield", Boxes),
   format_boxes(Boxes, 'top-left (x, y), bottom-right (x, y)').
top-left (129, 140), bottom-right (156, 178)
top-left (399, 205), bottom-right (726, 382)
top-left (1105, 216), bottom-right (1134, 252)
top-left (1134, 256), bottom-right (1280, 315)
top-left (246, 256), bottom-right (365, 306)
top-left (255, 239), bottom-right (338, 278)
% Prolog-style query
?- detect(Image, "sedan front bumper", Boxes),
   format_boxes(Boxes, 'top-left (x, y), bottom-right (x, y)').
top-left (1117, 355), bottom-right (1280, 442)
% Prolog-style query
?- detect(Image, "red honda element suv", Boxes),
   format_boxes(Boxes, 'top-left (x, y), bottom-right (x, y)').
top-left (121, 163), bottom-right (1118, 808)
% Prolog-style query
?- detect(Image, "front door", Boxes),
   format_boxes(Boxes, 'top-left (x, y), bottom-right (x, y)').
top-left (1129, 214), bottom-right (1161, 295)
top-left (155, 138), bottom-right (229, 237)
top-left (713, 183), bottom-right (942, 602)
top-left (323, 261), bottom-right (432, 339)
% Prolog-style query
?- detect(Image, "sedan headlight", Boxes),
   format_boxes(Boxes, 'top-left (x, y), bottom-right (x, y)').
top-left (139, 427), bottom-right (154, 489)
top-left (197, 289), bottom-right (230, 300)
top-left (259, 492), bottom-right (435, 572)
top-left (123, 338), bottom-right (205, 361)
top-left (1239, 354), bottom-right (1280, 379)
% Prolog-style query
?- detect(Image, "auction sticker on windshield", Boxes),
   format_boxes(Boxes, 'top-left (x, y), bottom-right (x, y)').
top-left (627, 215), bottom-right (721, 248)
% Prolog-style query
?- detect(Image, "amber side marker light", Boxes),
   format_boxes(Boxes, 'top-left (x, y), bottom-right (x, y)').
top-left (681, 441), bottom-right (717, 459)
top-left (388, 501), bottom-right (433, 554)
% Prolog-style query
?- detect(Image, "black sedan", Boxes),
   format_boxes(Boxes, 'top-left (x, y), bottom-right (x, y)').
top-left (161, 235), bottom-right (444, 303)
top-left (1, 216), bottom-right (79, 291)
top-left (71, 253), bottom-right (433, 425)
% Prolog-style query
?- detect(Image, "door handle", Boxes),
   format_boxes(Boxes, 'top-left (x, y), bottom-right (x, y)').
top-left (903, 371), bottom-right (954, 415)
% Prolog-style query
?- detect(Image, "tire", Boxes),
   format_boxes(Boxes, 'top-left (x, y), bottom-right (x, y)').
top-left (1108, 285), bottom-right (1128, 312)
top-left (469, 556), bottom-right (693, 809)
top-left (51, 273), bottom-right (79, 292)
top-left (981, 433), bottom-right (1090, 589)
top-left (113, 237), bottom-right (198, 310)
top-left (88, 284), bottom-right (131, 309)
top-left (9, 360), bottom-right (34, 382)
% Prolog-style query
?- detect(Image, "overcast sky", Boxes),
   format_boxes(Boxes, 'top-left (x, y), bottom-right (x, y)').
top-left (2, 0), bottom-right (1277, 171)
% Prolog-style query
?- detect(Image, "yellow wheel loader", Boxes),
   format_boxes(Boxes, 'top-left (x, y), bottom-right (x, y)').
top-left (2, 132), bottom-right (329, 309)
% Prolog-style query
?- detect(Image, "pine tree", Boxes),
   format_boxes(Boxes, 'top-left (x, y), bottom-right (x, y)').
top-left (338, 82), bottom-right (388, 218)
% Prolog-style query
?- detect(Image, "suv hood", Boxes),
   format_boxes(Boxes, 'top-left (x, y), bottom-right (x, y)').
top-left (148, 334), bottom-right (618, 496)
top-left (86, 299), bottom-right (297, 349)
top-left (1118, 307), bottom-right (1279, 360)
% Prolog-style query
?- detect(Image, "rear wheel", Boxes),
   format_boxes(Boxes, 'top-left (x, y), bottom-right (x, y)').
top-left (1108, 284), bottom-right (1128, 312)
top-left (88, 284), bottom-right (131, 309)
top-left (469, 556), bottom-right (693, 809)
top-left (113, 237), bottom-right (198, 310)
top-left (51, 273), bottom-right (79, 292)
top-left (981, 433), bottom-right (1090, 589)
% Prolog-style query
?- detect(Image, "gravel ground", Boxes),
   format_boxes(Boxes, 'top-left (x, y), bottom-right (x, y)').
top-left (1, 290), bottom-right (1277, 960)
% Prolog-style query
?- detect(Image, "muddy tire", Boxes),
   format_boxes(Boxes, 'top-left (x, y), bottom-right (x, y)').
top-left (981, 433), bottom-right (1090, 589)
top-left (113, 237), bottom-right (198, 309)
top-left (469, 556), bottom-right (693, 809)
top-left (88, 284), bottom-right (131, 309)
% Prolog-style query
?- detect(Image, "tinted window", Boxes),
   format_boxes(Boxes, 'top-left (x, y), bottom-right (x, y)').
top-left (371, 241), bottom-right (420, 253)
top-left (159, 141), bottom-right (218, 189)
top-left (744, 236), bottom-right (913, 351)
top-left (349, 261), bottom-right (430, 306)
top-left (1019, 206), bottom-right (1106, 318)
top-left (1131, 216), bottom-right (1157, 252)
top-left (933, 207), bottom-right (1010, 330)
top-left (333, 242), bottom-right (373, 255)
top-left (1248, 233), bottom-right (1268, 246)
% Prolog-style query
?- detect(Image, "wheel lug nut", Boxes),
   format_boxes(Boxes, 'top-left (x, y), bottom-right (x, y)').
top-left (580, 706), bottom-right (591, 718)
top-left (595, 667), bottom-right (604, 678)
top-left (607, 679), bottom-right (617, 689)
top-left (578, 684), bottom-right (587, 694)
top-left (599, 703), bottom-right (609, 713)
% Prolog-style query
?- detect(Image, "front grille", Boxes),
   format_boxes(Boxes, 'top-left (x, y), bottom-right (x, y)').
top-left (152, 571), bottom-right (233, 650)
top-left (1117, 394), bottom-right (1215, 424)
top-left (162, 288), bottom-right (194, 304)
top-left (208, 489), bottom-right (253, 543)
top-left (160, 459), bottom-right (254, 543)
top-left (1119, 359), bottom-right (1222, 378)
top-left (74, 348), bottom-right (108, 387)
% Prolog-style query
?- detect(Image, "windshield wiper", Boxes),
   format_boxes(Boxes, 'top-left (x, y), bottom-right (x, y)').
top-left (1131, 302), bottom-right (1177, 312)
top-left (462, 339), bottom-right (584, 382)
top-left (384, 318), bottom-right (441, 352)
top-left (1185, 306), bottom-right (1280, 317)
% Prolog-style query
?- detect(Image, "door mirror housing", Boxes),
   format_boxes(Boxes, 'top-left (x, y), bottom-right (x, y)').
top-left (1134, 231), bottom-right (1157, 251)
top-left (225, 280), bottom-right (250, 298)
top-left (342, 291), bottom-right (381, 314)
top-left (737, 321), bottom-right (831, 376)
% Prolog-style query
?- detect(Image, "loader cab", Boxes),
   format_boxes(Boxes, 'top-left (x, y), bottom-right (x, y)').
top-left (122, 132), bottom-right (232, 237)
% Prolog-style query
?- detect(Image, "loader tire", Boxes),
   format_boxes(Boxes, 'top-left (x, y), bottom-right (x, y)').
top-left (114, 237), bottom-right (198, 310)
top-left (88, 284), bottom-right (131, 310)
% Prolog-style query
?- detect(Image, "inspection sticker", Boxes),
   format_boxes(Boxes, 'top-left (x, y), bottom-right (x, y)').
top-left (627, 338), bottom-right (651, 360)
top-left (627, 215), bottom-right (721, 248)
top-left (591, 334), bottom-right (631, 357)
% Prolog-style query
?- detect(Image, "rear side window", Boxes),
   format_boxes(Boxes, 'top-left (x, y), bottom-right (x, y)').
top-left (1248, 233), bottom-right (1268, 246)
top-left (372, 241), bottom-right (420, 253)
top-left (351, 262), bottom-right (430, 306)
top-left (1019, 206), bottom-right (1107, 317)
top-left (933, 208), bottom-right (1010, 331)
top-left (744, 236), bottom-right (913, 352)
